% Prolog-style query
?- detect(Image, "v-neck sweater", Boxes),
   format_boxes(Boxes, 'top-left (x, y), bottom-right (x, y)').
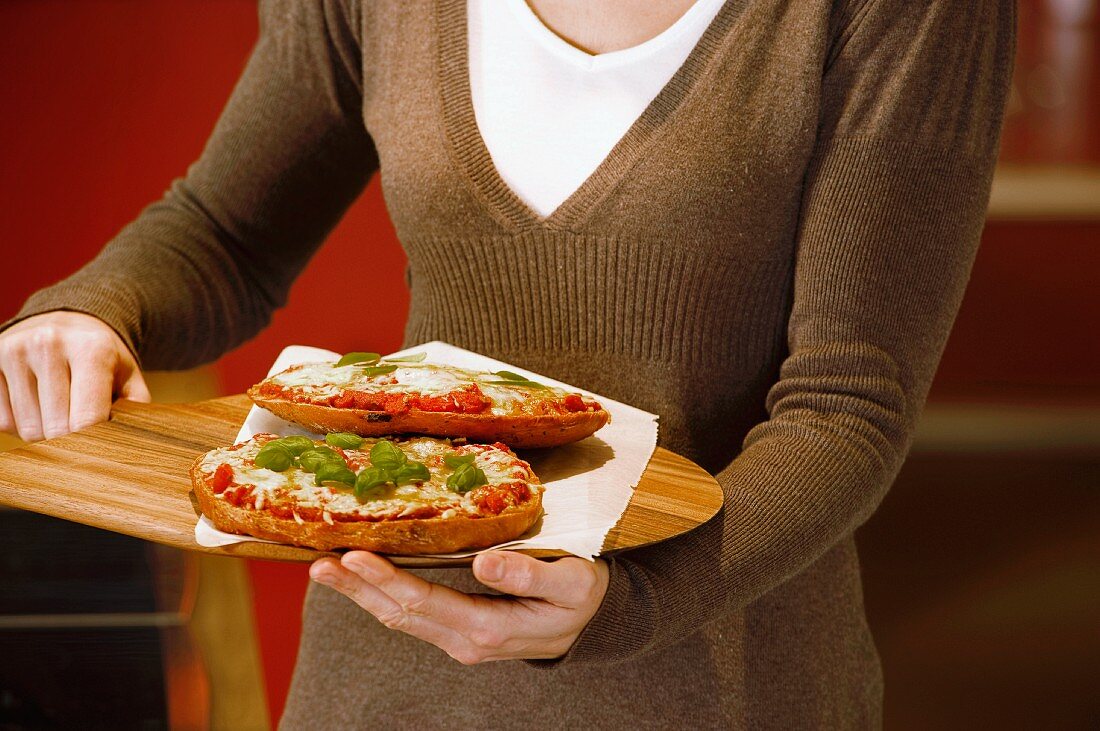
top-left (9, 0), bottom-right (1015, 726)
top-left (468, 0), bottom-right (727, 217)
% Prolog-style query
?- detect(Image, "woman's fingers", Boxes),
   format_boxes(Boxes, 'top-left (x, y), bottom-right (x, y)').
top-left (3, 360), bottom-right (44, 442)
top-left (311, 557), bottom-right (472, 659)
top-left (0, 371), bottom-right (14, 434)
top-left (0, 312), bottom-right (150, 440)
top-left (338, 552), bottom-right (481, 628)
top-left (315, 553), bottom-right (518, 665)
top-left (313, 552), bottom-right (611, 665)
top-left (30, 346), bottom-right (71, 439)
top-left (116, 364), bottom-right (151, 403)
top-left (68, 362), bottom-right (114, 432)
top-left (473, 552), bottom-right (600, 609)
top-left (340, 552), bottom-right (445, 613)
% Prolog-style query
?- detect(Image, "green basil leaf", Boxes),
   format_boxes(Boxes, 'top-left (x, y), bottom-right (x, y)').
top-left (393, 461), bottom-right (430, 485)
top-left (298, 447), bottom-right (343, 473)
top-left (444, 454), bottom-right (477, 469)
top-left (336, 352), bottom-right (381, 367)
top-left (382, 352), bottom-right (426, 363)
top-left (271, 435), bottom-right (315, 456)
top-left (325, 432), bottom-right (364, 450)
top-left (370, 440), bottom-right (407, 472)
top-left (358, 364), bottom-right (399, 377)
top-left (493, 370), bottom-right (528, 381)
top-left (445, 468), bottom-right (467, 493)
top-left (471, 466), bottom-right (488, 489)
top-left (446, 462), bottom-right (488, 493)
top-left (354, 466), bottom-right (391, 499)
top-left (315, 462), bottom-right (356, 487)
top-left (483, 379), bottom-right (549, 390)
top-left (255, 444), bottom-right (294, 472)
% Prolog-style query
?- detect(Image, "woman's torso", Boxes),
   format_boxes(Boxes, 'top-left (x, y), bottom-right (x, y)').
top-left (282, 0), bottom-right (882, 726)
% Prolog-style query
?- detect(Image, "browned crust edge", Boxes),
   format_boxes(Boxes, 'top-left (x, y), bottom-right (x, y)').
top-left (246, 386), bottom-right (609, 448)
top-left (190, 458), bottom-right (543, 554)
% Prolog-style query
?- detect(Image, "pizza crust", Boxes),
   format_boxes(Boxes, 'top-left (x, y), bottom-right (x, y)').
top-left (190, 458), bottom-right (542, 554)
top-left (247, 386), bottom-right (609, 448)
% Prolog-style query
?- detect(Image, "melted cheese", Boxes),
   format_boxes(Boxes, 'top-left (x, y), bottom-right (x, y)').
top-left (389, 366), bottom-right (467, 395)
top-left (199, 435), bottom-right (541, 518)
top-left (268, 362), bottom-right (577, 415)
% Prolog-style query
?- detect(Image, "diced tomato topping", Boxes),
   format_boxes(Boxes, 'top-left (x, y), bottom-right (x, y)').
top-left (210, 464), bottom-right (233, 494)
top-left (451, 384), bottom-right (491, 414)
top-left (563, 394), bottom-right (586, 412)
top-left (383, 393), bottom-right (411, 414)
top-left (267, 504), bottom-right (294, 519)
top-left (417, 394), bottom-right (454, 412)
top-left (257, 382), bottom-right (285, 398)
top-left (504, 482), bottom-right (531, 504)
top-left (332, 393), bottom-right (355, 409)
top-left (477, 493), bottom-right (507, 515)
top-left (223, 485), bottom-right (253, 507)
top-left (350, 391), bottom-right (380, 410)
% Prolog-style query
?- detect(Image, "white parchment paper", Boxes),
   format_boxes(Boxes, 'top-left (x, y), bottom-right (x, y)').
top-left (194, 342), bottom-right (659, 559)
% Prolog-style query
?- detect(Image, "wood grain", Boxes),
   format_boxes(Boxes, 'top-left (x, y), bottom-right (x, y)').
top-left (0, 396), bottom-right (722, 568)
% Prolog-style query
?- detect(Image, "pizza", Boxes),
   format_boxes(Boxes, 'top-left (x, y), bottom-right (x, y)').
top-left (191, 432), bottom-right (543, 554)
top-left (246, 352), bottom-right (609, 448)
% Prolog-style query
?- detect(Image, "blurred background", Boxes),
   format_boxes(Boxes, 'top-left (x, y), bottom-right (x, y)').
top-left (0, 1), bottom-right (1097, 728)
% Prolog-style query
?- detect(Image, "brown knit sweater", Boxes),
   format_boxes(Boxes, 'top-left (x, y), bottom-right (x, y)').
top-left (10, 0), bottom-right (1014, 726)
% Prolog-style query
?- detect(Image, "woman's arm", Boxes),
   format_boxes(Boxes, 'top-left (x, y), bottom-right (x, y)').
top-left (555, 0), bottom-right (1017, 664)
top-left (1, 0), bottom-right (375, 439)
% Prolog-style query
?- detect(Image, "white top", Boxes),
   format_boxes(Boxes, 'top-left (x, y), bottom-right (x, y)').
top-left (468, 0), bottom-right (727, 218)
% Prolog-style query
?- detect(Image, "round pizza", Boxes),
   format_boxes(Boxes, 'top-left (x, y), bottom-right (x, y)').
top-left (246, 352), bottom-right (609, 448)
top-left (191, 432), bottom-right (543, 554)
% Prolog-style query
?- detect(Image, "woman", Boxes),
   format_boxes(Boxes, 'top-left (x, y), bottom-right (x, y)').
top-left (0, 0), bottom-right (1014, 726)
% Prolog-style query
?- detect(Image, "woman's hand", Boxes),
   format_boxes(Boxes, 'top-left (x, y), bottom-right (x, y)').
top-left (310, 550), bottom-right (609, 664)
top-left (0, 311), bottom-right (150, 442)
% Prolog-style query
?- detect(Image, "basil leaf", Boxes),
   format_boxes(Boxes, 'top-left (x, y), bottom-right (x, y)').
top-left (483, 379), bottom-right (549, 390)
top-left (298, 447), bottom-right (343, 473)
top-left (370, 440), bottom-right (407, 472)
top-left (315, 462), bottom-right (356, 487)
top-left (444, 454), bottom-right (476, 469)
top-left (336, 352), bottom-right (381, 367)
top-left (445, 465), bottom-right (470, 493)
top-left (358, 364), bottom-right (399, 377)
top-left (393, 461), bottom-right (430, 485)
top-left (255, 444), bottom-right (293, 472)
top-left (354, 466), bottom-right (391, 499)
top-left (446, 462), bottom-right (488, 493)
top-left (382, 352), bottom-right (426, 363)
top-left (493, 370), bottom-right (528, 381)
top-left (272, 435), bottom-right (315, 456)
top-left (325, 432), bottom-right (364, 450)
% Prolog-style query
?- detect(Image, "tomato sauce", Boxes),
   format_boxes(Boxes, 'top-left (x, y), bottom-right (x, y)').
top-left (260, 382), bottom-right (494, 415)
top-left (210, 463), bottom-right (234, 494)
top-left (223, 485), bottom-right (253, 507)
top-left (471, 481), bottom-right (531, 515)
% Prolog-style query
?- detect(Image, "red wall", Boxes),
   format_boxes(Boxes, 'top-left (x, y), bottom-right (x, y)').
top-left (0, 1), bottom-right (407, 722)
top-left (931, 221), bottom-right (1100, 401)
top-left (3, 0), bottom-right (1097, 725)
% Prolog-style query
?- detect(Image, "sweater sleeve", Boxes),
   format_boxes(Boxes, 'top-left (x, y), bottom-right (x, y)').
top-left (3, 0), bottom-right (376, 369)
top-left (553, 0), bottom-right (1015, 665)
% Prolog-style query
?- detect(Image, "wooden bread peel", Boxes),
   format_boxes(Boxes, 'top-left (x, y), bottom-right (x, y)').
top-left (0, 395), bottom-right (722, 568)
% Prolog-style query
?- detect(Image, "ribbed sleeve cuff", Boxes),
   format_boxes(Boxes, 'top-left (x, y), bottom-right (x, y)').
top-left (2, 280), bottom-right (144, 364)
